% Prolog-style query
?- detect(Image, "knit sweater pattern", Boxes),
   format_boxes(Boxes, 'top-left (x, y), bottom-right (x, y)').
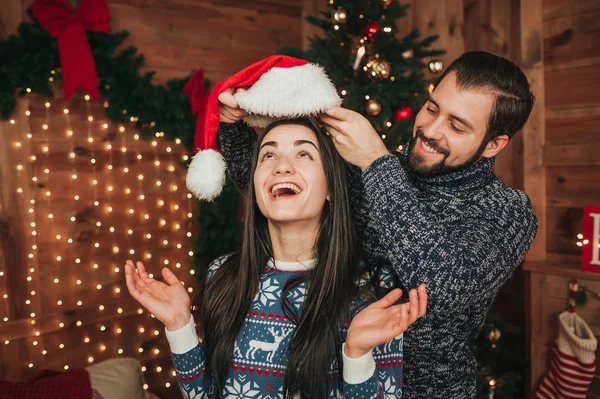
top-left (217, 121), bottom-right (538, 398)
top-left (166, 255), bottom-right (403, 398)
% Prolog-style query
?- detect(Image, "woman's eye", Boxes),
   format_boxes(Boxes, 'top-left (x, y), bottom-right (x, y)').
top-left (298, 151), bottom-right (313, 159)
top-left (427, 107), bottom-right (437, 115)
top-left (260, 152), bottom-right (274, 161)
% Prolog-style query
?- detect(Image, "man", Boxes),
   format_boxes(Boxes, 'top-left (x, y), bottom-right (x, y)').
top-left (216, 51), bottom-right (538, 398)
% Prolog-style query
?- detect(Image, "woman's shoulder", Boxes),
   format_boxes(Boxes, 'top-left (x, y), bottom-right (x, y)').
top-left (206, 253), bottom-right (235, 280)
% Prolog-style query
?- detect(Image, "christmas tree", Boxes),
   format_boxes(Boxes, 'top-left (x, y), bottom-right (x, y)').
top-left (473, 312), bottom-right (525, 398)
top-left (279, 0), bottom-right (444, 151)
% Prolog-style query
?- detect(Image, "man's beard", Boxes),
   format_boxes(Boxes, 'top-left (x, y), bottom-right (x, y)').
top-left (406, 129), bottom-right (488, 177)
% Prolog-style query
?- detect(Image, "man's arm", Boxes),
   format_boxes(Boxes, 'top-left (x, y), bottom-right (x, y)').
top-left (359, 155), bottom-right (538, 317)
top-left (217, 121), bottom-right (255, 194)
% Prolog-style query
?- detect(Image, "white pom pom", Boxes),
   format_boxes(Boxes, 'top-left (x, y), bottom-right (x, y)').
top-left (186, 149), bottom-right (226, 201)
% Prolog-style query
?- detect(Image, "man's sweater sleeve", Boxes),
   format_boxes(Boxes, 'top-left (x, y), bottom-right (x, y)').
top-left (218, 121), bottom-right (255, 194)
top-left (359, 155), bottom-right (538, 317)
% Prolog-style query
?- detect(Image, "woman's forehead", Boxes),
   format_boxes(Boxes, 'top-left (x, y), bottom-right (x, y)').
top-left (261, 124), bottom-right (318, 147)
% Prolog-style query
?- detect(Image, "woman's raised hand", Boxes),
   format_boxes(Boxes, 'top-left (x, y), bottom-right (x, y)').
top-left (124, 260), bottom-right (191, 331)
top-left (345, 284), bottom-right (427, 358)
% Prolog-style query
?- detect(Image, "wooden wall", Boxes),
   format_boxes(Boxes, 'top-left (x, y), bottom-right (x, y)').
top-left (524, 0), bottom-right (600, 396)
top-left (544, 0), bottom-right (600, 263)
top-left (0, 0), bottom-right (305, 397)
top-left (3, 0), bottom-right (597, 397)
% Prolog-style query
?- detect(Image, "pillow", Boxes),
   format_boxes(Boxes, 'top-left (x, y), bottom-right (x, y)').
top-left (86, 358), bottom-right (152, 399)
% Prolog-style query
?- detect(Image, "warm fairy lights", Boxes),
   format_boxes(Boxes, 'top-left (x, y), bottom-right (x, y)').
top-left (1, 90), bottom-right (195, 390)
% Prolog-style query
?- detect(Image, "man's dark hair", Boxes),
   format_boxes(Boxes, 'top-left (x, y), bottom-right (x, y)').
top-left (437, 51), bottom-right (535, 141)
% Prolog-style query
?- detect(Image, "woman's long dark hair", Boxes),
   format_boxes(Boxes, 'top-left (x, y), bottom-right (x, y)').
top-left (193, 118), bottom-right (365, 397)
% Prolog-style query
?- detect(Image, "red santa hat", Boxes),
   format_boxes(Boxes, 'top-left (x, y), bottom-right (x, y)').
top-left (184, 55), bottom-right (341, 201)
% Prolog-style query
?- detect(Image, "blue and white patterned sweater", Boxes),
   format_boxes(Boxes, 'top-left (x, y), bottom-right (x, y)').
top-left (166, 255), bottom-right (403, 398)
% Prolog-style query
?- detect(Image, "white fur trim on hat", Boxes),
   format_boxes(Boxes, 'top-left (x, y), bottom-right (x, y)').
top-left (186, 149), bottom-right (226, 201)
top-left (235, 63), bottom-right (341, 126)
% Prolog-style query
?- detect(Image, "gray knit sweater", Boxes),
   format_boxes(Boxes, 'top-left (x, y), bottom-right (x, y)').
top-left (217, 121), bottom-right (538, 398)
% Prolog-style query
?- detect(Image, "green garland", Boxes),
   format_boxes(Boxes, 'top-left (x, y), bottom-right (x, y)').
top-left (0, 17), bottom-right (241, 278)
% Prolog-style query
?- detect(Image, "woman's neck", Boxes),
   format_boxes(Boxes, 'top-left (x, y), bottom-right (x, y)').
top-left (267, 220), bottom-right (319, 263)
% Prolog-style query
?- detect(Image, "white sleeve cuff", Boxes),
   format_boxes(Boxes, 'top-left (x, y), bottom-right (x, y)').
top-left (165, 315), bottom-right (200, 354)
top-left (342, 343), bottom-right (376, 384)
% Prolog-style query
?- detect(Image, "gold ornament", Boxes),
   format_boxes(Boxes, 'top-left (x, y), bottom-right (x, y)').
top-left (402, 49), bottom-right (414, 60)
top-left (332, 7), bottom-right (348, 24)
top-left (488, 327), bottom-right (501, 343)
top-left (428, 59), bottom-right (444, 74)
top-left (366, 99), bottom-right (382, 116)
top-left (364, 59), bottom-right (391, 80)
top-left (380, 0), bottom-right (393, 8)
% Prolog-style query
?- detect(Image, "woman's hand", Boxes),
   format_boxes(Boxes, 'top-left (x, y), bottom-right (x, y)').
top-left (345, 284), bottom-right (427, 358)
top-left (218, 88), bottom-right (248, 123)
top-left (124, 260), bottom-right (191, 331)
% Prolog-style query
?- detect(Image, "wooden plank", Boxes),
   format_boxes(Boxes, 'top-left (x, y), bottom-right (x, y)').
top-left (0, 297), bottom-right (157, 341)
top-left (396, 0), bottom-right (415, 40)
top-left (543, 8), bottom-right (600, 68)
top-left (524, 260), bottom-right (600, 281)
top-left (0, 2), bottom-right (45, 377)
top-left (463, 0), bottom-right (512, 56)
top-left (528, 271), bottom-right (551, 391)
top-left (411, 0), bottom-right (465, 78)
top-left (108, 0), bottom-right (303, 83)
top-left (546, 207), bottom-right (583, 256)
top-left (544, 142), bottom-right (600, 166)
top-left (461, 0), bottom-right (524, 189)
top-left (532, 272), bottom-right (600, 330)
top-left (546, 166), bottom-right (600, 208)
top-left (529, 341), bottom-right (552, 393)
top-left (545, 64), bottom-right (600, 108)
top-left (520, 0), bottom-right (546, 262)
top-left (0, 1), bottom-right (22, 35)
top-left (507, 0), bottom-right (525, 191)
top-left (546, 102), bottom-right (600, 119)
top-left (546, 110), bottom-right (600, 145)
top-left (301, 0), bottom-right (328, 51)
top-left (110, 0), bottom-right (303, 17)
top-left (542, 0), bottom-right (600, 21)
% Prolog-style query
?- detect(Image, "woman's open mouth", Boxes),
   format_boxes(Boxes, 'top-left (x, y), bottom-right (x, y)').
top-left (270, 182), bottom-right (303, 199)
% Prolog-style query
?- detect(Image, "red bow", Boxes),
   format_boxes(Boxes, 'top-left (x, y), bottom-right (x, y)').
top-left (33, 0), bottom-right (109, 102)
top-left (184, 69), bottom-right (212, 151)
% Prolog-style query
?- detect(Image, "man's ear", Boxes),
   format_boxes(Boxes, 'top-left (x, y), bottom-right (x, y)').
top-left (481, 134), bottom-right (509, 158)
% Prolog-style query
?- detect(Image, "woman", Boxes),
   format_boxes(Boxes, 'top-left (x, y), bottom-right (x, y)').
top-left (125, 118), bottom-right (427, 398)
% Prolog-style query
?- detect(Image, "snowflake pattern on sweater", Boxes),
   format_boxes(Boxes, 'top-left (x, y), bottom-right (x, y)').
top-left (167, 255), bottom-right (403, 399)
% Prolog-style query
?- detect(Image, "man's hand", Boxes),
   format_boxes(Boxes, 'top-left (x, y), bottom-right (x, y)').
top-left (218, 88), bottom-right (248, 124)
top-left (320, 106), bottom-right (390, 171)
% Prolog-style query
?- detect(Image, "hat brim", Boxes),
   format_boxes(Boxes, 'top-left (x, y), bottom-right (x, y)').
top-left (235, 63), bottom-right (341, 126)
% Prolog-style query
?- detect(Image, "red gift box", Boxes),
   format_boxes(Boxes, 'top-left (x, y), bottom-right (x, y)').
top-left (582, 206), bottom-right (600, 273)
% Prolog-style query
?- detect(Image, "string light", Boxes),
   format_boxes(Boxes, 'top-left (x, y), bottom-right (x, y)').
top-left (5, 93), bottom-right (195, 391)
